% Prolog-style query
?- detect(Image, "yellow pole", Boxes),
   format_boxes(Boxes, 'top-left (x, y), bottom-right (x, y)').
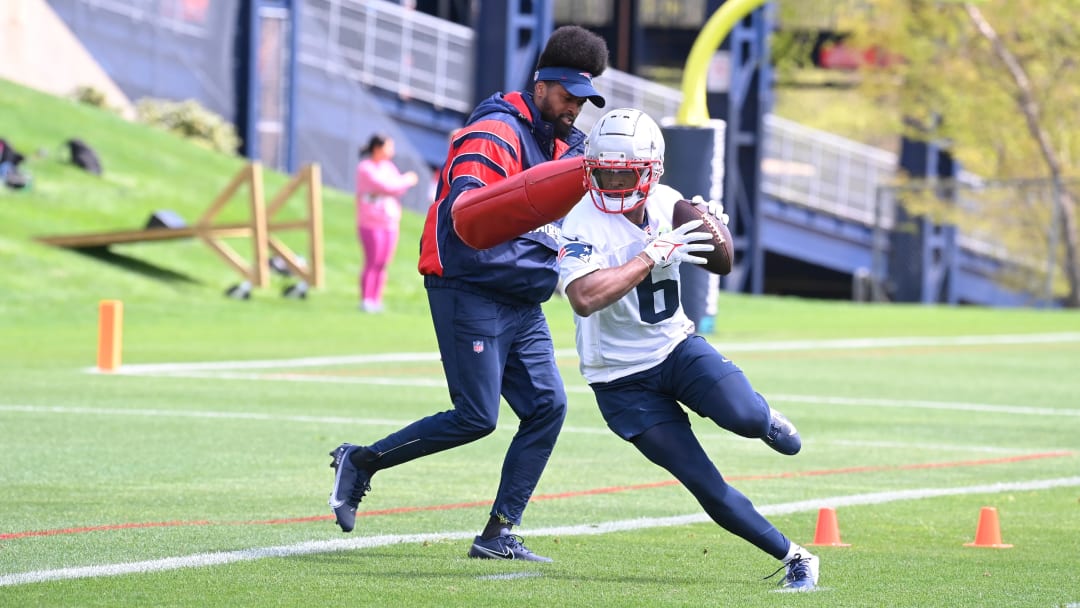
top-left (97, 300), bottom-right (123, 372)
top-left (676, 0), bottom-right (769, 126)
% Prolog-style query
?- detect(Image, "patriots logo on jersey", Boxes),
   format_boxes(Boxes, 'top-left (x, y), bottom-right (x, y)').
top-left (558, 241), bottom-right (593, 263)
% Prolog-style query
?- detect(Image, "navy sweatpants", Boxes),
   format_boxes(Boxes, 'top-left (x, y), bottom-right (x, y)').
top-left (364, 286), bottom-right (567, 525)
top-left (590, 335), bottom-right (791, 559)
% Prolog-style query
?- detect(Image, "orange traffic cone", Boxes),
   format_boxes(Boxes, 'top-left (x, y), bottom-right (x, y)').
top-left (808, 507), bottom-right (851, 547)
top-left (964, 506), bottom-right (1013, 548)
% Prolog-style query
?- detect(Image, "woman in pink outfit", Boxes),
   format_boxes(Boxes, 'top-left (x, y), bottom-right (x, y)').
top-left (355, 134), bottom-right (418, 312)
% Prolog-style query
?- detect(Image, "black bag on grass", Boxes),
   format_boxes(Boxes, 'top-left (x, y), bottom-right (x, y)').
top-left (67, 138), bottom-right (103, 175)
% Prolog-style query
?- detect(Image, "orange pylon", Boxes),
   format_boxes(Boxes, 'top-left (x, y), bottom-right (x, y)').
top-left (97, 300), bottom-right (123, 372)
top-left (964, 506), bottom-right (1013, 548)
top-left (808, 507), bottom-right (851, 547)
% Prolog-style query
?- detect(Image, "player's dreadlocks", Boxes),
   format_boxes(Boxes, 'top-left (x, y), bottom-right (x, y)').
top-left (536, 25), bottom-right (608, 77)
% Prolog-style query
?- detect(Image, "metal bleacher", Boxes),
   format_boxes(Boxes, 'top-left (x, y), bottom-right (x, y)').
top-left (299, 0), bottom-right (475, 116)
top-left (298, 1), bottom-right (900, 226)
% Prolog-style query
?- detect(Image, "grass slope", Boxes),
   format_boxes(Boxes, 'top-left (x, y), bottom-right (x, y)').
top-left (0, 78), bottom-right (426, 317)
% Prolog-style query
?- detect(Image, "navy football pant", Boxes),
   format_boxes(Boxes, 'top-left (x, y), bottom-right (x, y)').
top-left (632, 421), bottom-right (791, 559)
top-left (592, 335), bottom-right (790, 559)
top-left (362, 286), bottom-right (567, 525)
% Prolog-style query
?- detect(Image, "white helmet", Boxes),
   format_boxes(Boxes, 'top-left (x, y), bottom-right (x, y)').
top-left (584, 108), bottom-right (665, 214)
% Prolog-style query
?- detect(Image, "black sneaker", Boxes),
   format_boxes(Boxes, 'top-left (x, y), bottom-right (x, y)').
top-left (328, 443), bottom-right (371, 533)
top-left (467, 534), bottom-right (552, 562)
top-left (762, 408), bottom-right (802, 455)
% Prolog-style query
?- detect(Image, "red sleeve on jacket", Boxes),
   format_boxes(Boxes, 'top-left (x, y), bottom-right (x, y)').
top-left (447, 119), bottom-right (523, 188)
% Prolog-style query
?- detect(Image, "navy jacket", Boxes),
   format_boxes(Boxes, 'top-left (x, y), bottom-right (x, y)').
top-left (419, 91), bottom-right (586, 305)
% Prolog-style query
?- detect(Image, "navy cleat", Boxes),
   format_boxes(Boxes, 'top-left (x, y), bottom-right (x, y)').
top-left (765, 550), bottom-right (819, 591)
top-left (328, 443), bottom-right (371, 533)
top-left (781, 552), bottom-right (819, 591)
top-left (762, 408), bottom-right (802, 455)
top-left (468, 534), bottom-right (552, 562)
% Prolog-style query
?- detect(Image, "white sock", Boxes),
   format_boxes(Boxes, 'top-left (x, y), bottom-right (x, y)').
top-left (782, 542), bottom-right (810, 563)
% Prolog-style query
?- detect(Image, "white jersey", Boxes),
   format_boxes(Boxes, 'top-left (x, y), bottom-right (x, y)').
top-left (559, 184), bottom-right (696, 384)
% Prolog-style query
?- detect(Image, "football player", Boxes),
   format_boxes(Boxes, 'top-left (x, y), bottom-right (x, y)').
top-left (558, 108), bottom-right (820, 591)
top-left (328, 25), bottom-right (609, 563)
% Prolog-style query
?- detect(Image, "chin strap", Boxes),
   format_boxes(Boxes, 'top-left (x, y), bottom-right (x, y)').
top-left (451, 157), bottom-right (586, 249)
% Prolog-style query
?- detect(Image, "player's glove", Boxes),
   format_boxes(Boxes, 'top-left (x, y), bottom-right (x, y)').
top-left (691, 195), bottom-right (730, 226)
top-left (641, 219), bottom-right (715, 269)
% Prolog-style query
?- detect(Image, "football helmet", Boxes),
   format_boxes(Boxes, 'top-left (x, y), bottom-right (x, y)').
top-left (584, 108), bottom-right (665, 214)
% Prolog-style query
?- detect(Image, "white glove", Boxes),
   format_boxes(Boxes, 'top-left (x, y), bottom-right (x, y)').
top-left (641, 219), bottom-right (715, 269)
top-left (691, 195), bottom-right (730, 226)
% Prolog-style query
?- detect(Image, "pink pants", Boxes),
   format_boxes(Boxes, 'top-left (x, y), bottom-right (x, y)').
top-left (358, 225), bottom-right (400, 305)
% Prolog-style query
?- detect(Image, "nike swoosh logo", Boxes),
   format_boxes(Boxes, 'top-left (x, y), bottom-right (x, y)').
top-left (473, 545), bottom-right (514, 559)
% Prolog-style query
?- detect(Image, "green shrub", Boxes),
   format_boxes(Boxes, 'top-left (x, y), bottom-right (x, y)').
top-left (135, 98), bottom-right (241, 154)
top-left (72, 85), bottom-right (110, 109)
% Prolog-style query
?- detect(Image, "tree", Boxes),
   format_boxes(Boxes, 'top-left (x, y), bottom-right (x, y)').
top-left (841, 0), bottom-right (1080, 306)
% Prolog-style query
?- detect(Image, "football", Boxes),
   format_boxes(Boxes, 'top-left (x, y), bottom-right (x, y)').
top-left (671, 198), bottom-right (734, 275)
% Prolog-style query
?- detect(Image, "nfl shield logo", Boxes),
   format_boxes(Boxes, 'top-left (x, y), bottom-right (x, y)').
top-left (473, 340), bottom-right (484, 353)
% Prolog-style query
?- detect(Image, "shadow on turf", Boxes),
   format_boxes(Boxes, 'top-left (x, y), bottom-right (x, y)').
top-left (300, 553), bottom-right (738, 587)
top-left (74, 246), bottom-right (201, 284)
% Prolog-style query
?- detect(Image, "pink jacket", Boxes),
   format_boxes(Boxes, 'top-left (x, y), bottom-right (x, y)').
top-left (355, 159), bottom-right (414, 231)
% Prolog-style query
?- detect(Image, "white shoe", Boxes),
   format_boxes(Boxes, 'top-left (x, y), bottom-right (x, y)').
top-left (782, 550), bottom-right (819, 590)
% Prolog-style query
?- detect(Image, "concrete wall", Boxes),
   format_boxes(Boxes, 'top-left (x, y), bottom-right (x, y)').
top-left (0, 0), bottom-right (133, 118)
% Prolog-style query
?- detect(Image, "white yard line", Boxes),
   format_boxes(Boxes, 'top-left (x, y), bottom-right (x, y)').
top-left (120, 370), bottom-right (457, 388)
top-left (68, 332), bottom-right (1080, 421)
top-left (768, 394), bottom-right (1080, 417)
top-left (0, 404), bottom-right (1073, 451)
top-left (77, 369), bottom-right (1080, 419)
top-left (0, 404), bottom-right (420, 429)
top-left (714, 332), bottom-right (1080, 351)
top-left (93, 351), bottom-right (443, 375)
top-left (90, 332), bottom-right (1080, 376)
top-left (2, 476), bottom-right (1078, 587)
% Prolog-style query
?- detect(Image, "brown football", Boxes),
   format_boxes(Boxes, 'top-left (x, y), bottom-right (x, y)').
top-left (672, 198), bottom-right (734, 275)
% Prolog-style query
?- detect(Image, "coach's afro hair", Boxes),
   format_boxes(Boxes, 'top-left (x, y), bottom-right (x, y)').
top-left (536, 25), bottom-right (608, 77)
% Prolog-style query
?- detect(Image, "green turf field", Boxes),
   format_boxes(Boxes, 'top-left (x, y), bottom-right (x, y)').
top-left (2, 79), bottom-right (1079, 607)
